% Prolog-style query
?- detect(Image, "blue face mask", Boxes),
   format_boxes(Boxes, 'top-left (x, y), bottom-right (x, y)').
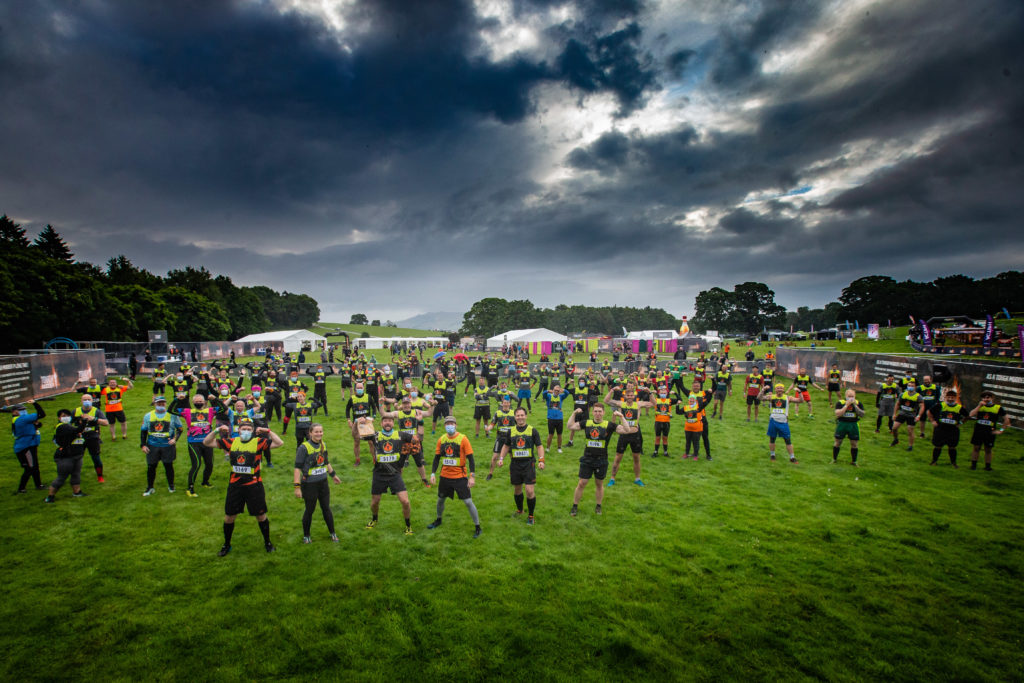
top-left (154, 406), bottom-right (166, 415)
top-left (382, 427), bottom-right (393, 436)
top-left (82, 400), bottom-right (93, 409)
top-left (445, 424), bottom-right (456, 436)
top-left (356, 389), bottom-right (364, 396)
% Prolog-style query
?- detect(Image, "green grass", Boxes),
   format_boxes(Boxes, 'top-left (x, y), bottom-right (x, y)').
top-left (2, 376), bottom-right (1023, 681)
top-left (312, 321), bottom-right (448, 340)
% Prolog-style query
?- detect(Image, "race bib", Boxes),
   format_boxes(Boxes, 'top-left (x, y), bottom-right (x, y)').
top-left (289, 392), bottom-right (298, 399)
top-left (377, 455), bottom-right (399, 463)
top-left (512, 449), bottom-right (530, 458)
top-left (586, 440), bottom-right (603, 448)
top-left (232, 465), bottom-right (253, 474)
top-left (442, 457), bottom-right (459, 466)
top-left (298, 415), bottom-right (311, 423)
top-left (308, 466), bottom-right (328, 475)
top-left (72, 437), bottom-right (85, 446)
top-left (941, 417), bottom-right (956, 425)
top-left (978, 418), bottom-right (992, 426)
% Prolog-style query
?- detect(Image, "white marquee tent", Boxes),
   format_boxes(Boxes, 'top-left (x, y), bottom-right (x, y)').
top-left (235, 329), bottom-right (327, 353)
top-left (486, 328), bottom-right (568, 349)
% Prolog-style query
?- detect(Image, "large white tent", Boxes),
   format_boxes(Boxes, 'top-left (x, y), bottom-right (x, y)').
top-left (235, 329), bottom-right (326, 353)
top-left (358, 336), bottom-right (448, 350)
top-left (486, 328), bottom-right (567, 349)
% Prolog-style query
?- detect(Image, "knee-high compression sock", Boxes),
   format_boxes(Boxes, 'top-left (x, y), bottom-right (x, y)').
top-left (258, 518), bottom-right (271, 543)
top-left (147, 463), bottom-right (158, 488)
top-left (527, 496), bottom-right (536, 515)
top-left (463, 499), bottom-right (480, 526)
top-left (436, 498), bottom-right (446, 519)
top-left (224, 522), bottom-right (235, 545)
top-left (514, 493), bottom-right (524, 512)
top-left (832, 446), bottom-right (840, 460)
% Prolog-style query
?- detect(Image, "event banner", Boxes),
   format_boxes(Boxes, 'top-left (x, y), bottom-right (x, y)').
top-left (0, 350), bottom-right (108, 404)
top-left (867, 324), bottom-right (880, 340)
top-left (776, 348), bottom-right (1024, 428)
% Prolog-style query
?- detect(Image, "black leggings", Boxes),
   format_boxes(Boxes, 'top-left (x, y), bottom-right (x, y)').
top-left (147, 462), bottom-right (174, 489)
top-left (265, 396), bottom-right (282, 421)
top-left (301, 479), bottom-right (335, 536)
top-left (16, 446), bottom-right (42, 491)
top-left (684, 432), bottom-right (702, 455)
top-left (314, 389), bottom-right (328, 415)
top-left (51, 456), bottom-right (83, 491)
top-left (188, 442), bottom-right (214, 489)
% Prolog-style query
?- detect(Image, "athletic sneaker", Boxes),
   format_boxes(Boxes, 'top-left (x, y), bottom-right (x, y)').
top-left (690, 454), bottom-right (699, 460)
top-left (705, 455), bottom-right (712, 461)
top-left (13, 490), bottom-right (26, 495)
top-left (906, 446), bottom-right (913, 452)
top-left (473, 526), bottom-right (482, 538)
top-left (97, 475), bottom-right (105, 483)
top-left (570, 504), bottom-right (578, 517)
top-left (607, 478), bottom-right (615, 486)
top-left (513, 509), bottom-right (523, 516)
top-left (851, 462), bottom-right (858, 467)
top-left (217, 545), bottom-right (231, 557)
top-left (201, 482), bottom-right (213, 488)
top-left (365, 519), bottom-right (377, 529)
top-left (567, 440), bottom-right (574, 447)
top-left (634, 479), bottom-right (644, 487)
top-left (557, 448), bottom-right (562, 454)
top-left (890, 439), bottom-right (898, 446)
top-left (265, 542), bottom-right (276, 553)
top-left (970, 461), bottom-right (977, 470)
top-left (485, 474), bottom-right (493, 481)
top-left (526, 515), bottom-right (535, 525)
top-left (266, 463), bottom-right (274, 469)
top-left (143, 488), bottom-right (155, 496)
top-left (186, 490), bottom-right (198, 498)
top-left (44, 495), bottom-right (55, 503)
top-left (808, 415), bottom-right (815, 420)
top-left (984, 465), bottom-right (992, 471)
top-left (303, 536), bottom-right (312, 544)
top-left (650, 452), bottom-right (658, 458)
top-left (426, 519), bottom-right (442, 529)
top-left (594, 504), bottom-right (602, 515)
top-left (168, 487), bottom-right (175, 493)
top-left (789, 457), bottom-right (798, 464)
top-left (72, 491), bottom-right (87, 497)
top-left (832, 458), bottom-right (838, 464)
top-left (404, 527), bottom-right (413, 536)
top-left (769, 454), bottom-right (776, 461)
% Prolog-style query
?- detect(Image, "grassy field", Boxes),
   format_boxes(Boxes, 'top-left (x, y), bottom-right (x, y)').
top-left (2, 374), bottom-right (1023, 681)
top-left (312, 321), bottom-right (448, 341)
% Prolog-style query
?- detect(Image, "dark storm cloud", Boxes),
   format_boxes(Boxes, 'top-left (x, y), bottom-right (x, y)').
top-left (1, 0), bottom-right (1022, 321)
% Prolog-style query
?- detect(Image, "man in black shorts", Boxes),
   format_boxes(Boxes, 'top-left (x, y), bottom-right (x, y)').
top-left (967, 391), bottom-right (1010, 471)
top-left (826, 363), bottom-right (843, 406)
top-left (565, 375), bottom-right (592, 448)
top-left (567, 404), bottom-right (631, 515)
top-left (363, 413), bottom-right (415, 534)
top-left (604, 384), bottom-right (654, 486)
top-left (427, 416), bottom-right (481, 537)
top-left (486, 398), bottom-right (515, 481)
top-left (471, 377), bottom-right (495, 438)
top-left (497, 408), bottom-right (545, 525)
top-left (204, 418), bottom-right (285, 555)
top-left (380, 396), bottom-right (431, 487)
top-left (928, 388), bottom-right (969, 468)
top-left (891, 380), bottom-right (924, 451)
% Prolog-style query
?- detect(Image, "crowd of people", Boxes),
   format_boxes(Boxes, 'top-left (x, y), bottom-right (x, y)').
top-left (3, 347), bottom-right (1013, 555)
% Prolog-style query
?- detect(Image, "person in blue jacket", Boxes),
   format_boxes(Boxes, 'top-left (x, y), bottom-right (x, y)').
top-left (3, 400), bottom-right (47, 493)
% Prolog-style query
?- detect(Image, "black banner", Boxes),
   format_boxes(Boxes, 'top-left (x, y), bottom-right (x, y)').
top-left (909, 340), bottom-right (1018, 358)
top-left (776, 348), bottom-right (1024, 428)
top-left (0, 350), bottom-right (108, 403)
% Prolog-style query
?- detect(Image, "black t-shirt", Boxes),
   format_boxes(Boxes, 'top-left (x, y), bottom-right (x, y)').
top-left (370, 431), bottom-right (414, 476)
top-left (835, 400), bottom-right (864, 423)
top-left (581, 420), bottom-right (614, 458)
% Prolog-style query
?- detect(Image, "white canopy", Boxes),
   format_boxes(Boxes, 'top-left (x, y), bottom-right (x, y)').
top-left (486, 328), bottom-right (568, 348)
top-left (624, 329), bottom-right (679, 340)
top-left (234, 329), bottom-right (326, 353)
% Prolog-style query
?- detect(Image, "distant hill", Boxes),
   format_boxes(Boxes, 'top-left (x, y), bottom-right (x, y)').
top-left (395, 311), bottom-right (463, 332)
top-left (313, 322), bottom-right (446, 340)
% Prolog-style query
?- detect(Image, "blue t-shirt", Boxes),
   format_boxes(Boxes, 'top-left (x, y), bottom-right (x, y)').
top-left (543, 390), bottom-right (570, 420)
top-left (12, 411), bottom-right (42, 452)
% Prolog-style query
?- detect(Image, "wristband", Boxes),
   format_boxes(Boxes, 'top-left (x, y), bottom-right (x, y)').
top-left (294, 483), bottom-right (301, 487)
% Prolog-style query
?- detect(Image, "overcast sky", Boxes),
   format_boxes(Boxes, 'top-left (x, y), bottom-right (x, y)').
top-left (2, 0), bottom-right (1022, 324)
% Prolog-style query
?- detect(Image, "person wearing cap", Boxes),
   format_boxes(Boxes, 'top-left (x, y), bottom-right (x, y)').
top-left (363, 413), bottom-right (416, 533)
top-left (427, 416), bottom-right (481, 538)
top-left (758, 382), bottom-right (804, 464)
top-left (968, 391), bottom-right (1010, 471)
top-left (140, 396), bottom-right (184, 496)
top-left (833, 389), bottom-right (866, 466)
top-left (927, 388), bottom-right (969, 468)
top-left (45, 408), bottom-right (90, 502)
top-left (293, 423), bottom-right (341, 543)
top-left (305, 363), bottom-right (335, 416)
top-left (3, 399), bottom-right (47, 494)
top-left (379, 396), bottom-right (431, 487)
top-left (204, 418), bottom-right (284, 555)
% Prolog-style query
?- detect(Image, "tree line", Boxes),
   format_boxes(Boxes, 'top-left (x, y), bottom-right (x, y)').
top-left (690, 272), bottom-right (1024, 336)
top-left (0, 216), bottom-right (320, 353)
top-left (459, 298), bottom-right (678, 337)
